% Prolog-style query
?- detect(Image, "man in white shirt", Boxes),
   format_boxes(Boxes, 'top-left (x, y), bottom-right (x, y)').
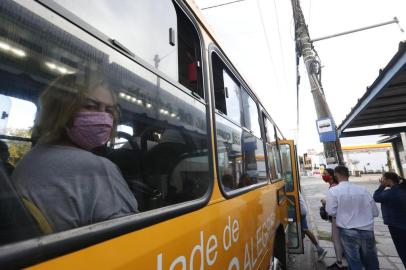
top-left (326, 166), bottom-right (379, 270)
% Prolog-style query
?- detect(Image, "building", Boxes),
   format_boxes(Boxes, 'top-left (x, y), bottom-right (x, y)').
top-left (342, 144), bottom-right (394, 174)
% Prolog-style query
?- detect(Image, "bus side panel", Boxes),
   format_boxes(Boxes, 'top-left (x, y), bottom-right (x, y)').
top-left (29, 182), bottom-right (285, 270)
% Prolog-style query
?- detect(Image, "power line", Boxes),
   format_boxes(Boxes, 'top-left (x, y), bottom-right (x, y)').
top-left (201, 0), bottom-right (247, 10)
top-left (272, 0), bottom-right (291, 95)
top-left (256, 0), bottom-right (281, 92)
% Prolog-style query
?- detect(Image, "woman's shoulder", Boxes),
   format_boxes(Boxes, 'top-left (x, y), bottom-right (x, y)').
top-left (329, 182), bottom-right (338, 188)
top-left (16, 144), bottom-right (116, 172)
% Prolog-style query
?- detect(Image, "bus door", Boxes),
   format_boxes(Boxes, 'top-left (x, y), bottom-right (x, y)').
top-left (279, 140), bottom-right (304, 254)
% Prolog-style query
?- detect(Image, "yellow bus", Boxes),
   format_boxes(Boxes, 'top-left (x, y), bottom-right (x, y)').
top-left (0, 0), bottom-right (303, 269)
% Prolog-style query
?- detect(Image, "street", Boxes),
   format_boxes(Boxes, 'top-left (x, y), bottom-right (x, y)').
top-left (296, 175), bottom-right (405, 270)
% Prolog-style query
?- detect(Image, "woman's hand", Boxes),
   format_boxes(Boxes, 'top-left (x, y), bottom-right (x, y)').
top-left (379, 177), bottom-right (387, 187)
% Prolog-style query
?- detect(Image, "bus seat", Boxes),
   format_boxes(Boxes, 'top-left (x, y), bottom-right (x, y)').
top-left (0, 165), bottom-right (42, 245)
top-left (108, 148), bottom-right (142, 179)
top-left (143, 142), bottom-right (191, 175)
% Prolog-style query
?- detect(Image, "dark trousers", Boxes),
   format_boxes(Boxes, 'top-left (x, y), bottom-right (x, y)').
top-left (388, 226), bottom-right (406, 267)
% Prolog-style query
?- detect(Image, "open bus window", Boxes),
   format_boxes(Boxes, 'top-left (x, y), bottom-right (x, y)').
top-left (212, 53), bottom-right (242, 125)
top-left (0, 0), bottom-right (210, 246)
top-left (176, 5), bottom-right (204, 97)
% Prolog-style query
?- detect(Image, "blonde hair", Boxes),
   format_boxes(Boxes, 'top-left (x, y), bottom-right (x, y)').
top-left (34, 72), bottom-right (118, 144)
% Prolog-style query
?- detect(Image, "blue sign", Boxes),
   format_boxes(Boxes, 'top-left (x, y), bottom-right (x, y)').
top-left (316, 118), bottom-right (337, 142)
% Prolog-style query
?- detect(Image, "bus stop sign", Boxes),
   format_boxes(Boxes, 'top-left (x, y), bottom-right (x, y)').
top-left (316, 118), bottom-right (337, 142)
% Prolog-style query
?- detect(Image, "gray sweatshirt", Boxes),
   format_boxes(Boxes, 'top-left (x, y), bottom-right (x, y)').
top-left (12, 144), bottom-right (138, 232)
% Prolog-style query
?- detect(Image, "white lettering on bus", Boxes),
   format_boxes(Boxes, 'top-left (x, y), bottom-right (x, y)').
top-left (250, 237), bottom-right (258, 267)
top-left (206, 234), bottom-right (218, 266)
top-left (232, 219), bottom-right (239, 243)
top-left (223, 216), bottom-right (232, 251)
top-left (157, 230), bottom-right (219, 270)
top-left (244, 242), bottom-right (252, 270)
top-left (170, 255), bottom-right (187, 270)
top-left (190, 231), bottom-right (204, 270)
top-left (227, 257), bottom-right (240, 270)
top-left (156, 215), bottom-right (277, 270)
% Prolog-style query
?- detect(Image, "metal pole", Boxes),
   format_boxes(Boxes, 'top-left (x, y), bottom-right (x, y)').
top-left (291, 0), bottom-right (344, 165)
top-left (312, 17), bottom-right (403, 42)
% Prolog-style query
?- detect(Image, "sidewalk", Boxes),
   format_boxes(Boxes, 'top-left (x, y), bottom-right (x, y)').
top-left (287, 216), bottom-right (319, 270)
top-left (300, 175), bottom-right (405, 270)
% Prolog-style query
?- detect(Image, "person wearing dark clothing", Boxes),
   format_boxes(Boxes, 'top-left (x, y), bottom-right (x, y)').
top-left (373, 172), bottom-right (406, 266)
top-left (0, 140), bottom-right (14, 175)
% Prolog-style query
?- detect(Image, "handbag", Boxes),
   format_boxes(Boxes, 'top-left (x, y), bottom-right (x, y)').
top-left (319, 205), bottom-right (329, 221)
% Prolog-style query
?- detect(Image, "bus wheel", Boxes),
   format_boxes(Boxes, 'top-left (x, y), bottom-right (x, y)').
top-left (270, 228), bottom-right (287, 270)
top-left (270, 256), bottom-right (283, 270)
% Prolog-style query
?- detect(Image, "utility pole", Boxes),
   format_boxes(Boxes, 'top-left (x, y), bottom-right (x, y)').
top-left (291, 0), bottom-right (344, 165)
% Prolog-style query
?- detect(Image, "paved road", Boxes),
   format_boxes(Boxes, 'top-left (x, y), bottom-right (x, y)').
top-left (300, 175), bottom-right (405, 270)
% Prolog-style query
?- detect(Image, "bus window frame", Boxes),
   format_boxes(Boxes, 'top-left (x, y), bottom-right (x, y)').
top-left (208, 45), bottom-right (269, 199)
top-left (35, 0), bottom-right (206, 102)
top-left (271, 131), bottom-right (284, 183)
top-left (0, 0), bottom-right (215, 268)
top-left (241, 87), bottom-right (262, 140)
top-left (262, 112), bottom-right (284, 184)
top-left (211, 52), bottom-right (244, 127)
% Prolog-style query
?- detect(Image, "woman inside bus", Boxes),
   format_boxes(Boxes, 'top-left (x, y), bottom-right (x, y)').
top-left (12, 72), bottom-right (139, 233)
top-left (373, 172), bottom-right (406, 266)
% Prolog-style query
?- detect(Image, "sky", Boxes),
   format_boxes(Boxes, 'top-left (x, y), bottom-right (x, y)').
top-left (195, 0), bottom-right (406, 154)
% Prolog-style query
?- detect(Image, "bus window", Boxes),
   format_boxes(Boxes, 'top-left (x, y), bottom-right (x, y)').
top-left (273, 145), bottom-right (283, 179)
top-left (280, 144), bottom-right (294, 192)
top-left (0, 0), bottom-right (210, 247)
top-left (0, 95), bottom-right (36, 172)
top-left (176, 5), bottom-right (204, 97)
top-left (212, 53), bottom-right (242, 125)
top-left (216, 115), bottom-right (267, 192)
top-left (52, 0), bottom-right (203, 97)
top-left (213, 54), bottom-right (266, 193)
top-left (264, 116), bottom-right (282, 180)
top-left (241, 89), bottom-right (261, 138)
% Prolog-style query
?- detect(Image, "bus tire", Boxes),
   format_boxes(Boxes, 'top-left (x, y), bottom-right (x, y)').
top-left (270, 227), bottom-right (287, 270)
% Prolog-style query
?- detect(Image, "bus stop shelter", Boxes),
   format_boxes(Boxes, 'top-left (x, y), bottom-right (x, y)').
top-left (338, 41), bottom-right (406, 177)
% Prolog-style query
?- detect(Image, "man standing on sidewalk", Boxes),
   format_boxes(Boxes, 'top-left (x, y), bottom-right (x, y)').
top-left (326, 166), bottom-right (380, 270)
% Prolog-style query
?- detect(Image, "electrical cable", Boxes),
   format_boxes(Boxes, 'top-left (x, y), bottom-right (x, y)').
top-left (201, 0), bottom-right (247, 10)
top-left (255, 0), bottom-right (281, 92)
top-left (272, 0), bottom-right (291, 93)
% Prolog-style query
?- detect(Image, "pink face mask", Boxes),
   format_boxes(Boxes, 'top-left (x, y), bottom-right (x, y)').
top-left (66, 112), bottom-right (113, 150)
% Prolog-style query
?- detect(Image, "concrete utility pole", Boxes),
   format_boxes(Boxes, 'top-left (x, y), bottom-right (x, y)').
top-left (291, 0), bottom-right (344, 165)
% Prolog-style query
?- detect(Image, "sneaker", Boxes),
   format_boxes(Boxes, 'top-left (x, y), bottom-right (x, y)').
top-left (317, 248), bottom-right (327, 261)
top-left (327, 262), bottom-right (347, 270)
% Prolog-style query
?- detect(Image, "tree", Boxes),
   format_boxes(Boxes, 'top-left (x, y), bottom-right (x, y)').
top-left (6, 128), bottom-right (32, 166)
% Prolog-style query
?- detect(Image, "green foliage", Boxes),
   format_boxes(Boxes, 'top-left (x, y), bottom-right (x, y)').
top-left (5, 128), bottom-right (32, 166)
